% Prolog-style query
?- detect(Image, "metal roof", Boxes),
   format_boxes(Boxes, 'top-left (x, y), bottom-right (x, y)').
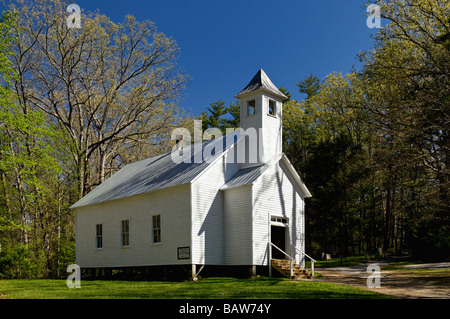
top-left (220, 164), bottom-right (268, 189)
top-left (70, 135), bottom-right (238, 209)
top-left (235, 69), bottom-right (287, 100)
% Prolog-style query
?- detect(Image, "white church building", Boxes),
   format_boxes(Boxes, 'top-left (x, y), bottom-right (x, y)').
top-left (71, 69), bottom-right (313, 280)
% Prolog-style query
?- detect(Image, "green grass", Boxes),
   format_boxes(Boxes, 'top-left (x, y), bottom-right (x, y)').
top-left (0, 277), bottom-right (391, 299)
top-left (380, 261), bottom-right (450, 274)
top-left (307, 255), bottom-right (375, 268)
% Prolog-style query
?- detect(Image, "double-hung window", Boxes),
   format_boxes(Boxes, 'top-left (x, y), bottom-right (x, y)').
top-left (95, 224), bottom-right (103, 249)
top-left (152, 214), bottom-right (161, 244)
top-left (121, 219), bottom-right (130, 247)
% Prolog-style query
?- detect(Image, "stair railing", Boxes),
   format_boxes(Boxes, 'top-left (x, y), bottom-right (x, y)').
top-left (268, 242), bottom-right (295, 278)
top-left (290, 244), bottom-right (316, 277)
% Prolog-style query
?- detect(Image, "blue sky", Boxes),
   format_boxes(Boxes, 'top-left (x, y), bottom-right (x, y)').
top-left (73, 0), bottom-right (377, 116)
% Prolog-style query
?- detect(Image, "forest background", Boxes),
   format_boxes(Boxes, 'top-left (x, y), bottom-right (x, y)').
top-left (0, 0), bottom-right (448, 278)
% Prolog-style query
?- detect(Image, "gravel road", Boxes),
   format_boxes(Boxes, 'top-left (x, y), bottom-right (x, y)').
top-left (316, 261), bottom-right (450, 299)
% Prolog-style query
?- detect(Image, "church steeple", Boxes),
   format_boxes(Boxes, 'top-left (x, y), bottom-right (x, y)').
top-left (235, 69), bottom-right (287, 100)
top-left (235, 69), bottom-right (285, 168)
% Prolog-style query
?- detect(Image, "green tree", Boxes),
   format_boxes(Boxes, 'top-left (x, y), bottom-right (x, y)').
top-left (0, 10), bottom-right (19, 243)
top-left (201, 100), bottom-right (228, 132)
top-left (290, 0), bottom-right (450, 258)
top-left (284, 71), bottom-right (379, 257)
top-left (1, 0), bottom-right (191, 278)
top-left (225, 100), bottom-right (240, 128)
top-left (279, 86), bottom-right (292, 104)
top-left (297, 74), bottom-right (321, 100)
top-left (0, 9), bottom-right (72, 277)
top-left (359, 0), bottom-right (450, 257)
top-left (201, 100), bottom-right (241, 134)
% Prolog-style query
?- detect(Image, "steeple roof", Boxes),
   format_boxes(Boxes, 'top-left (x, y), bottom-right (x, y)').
top-left (235, 69), bottom-right (287, 99)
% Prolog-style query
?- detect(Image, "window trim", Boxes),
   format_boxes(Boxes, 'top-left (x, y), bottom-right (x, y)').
top-left (247, 99), bottom-right (256, 116)
top-left (271, 216), bottom-right (289, 227)
top-left (121, 219), bottom-right (130, 248)
top-left (151, 213), bottom-right (162, 245)
top-left (95, 223), bottom-right (103, 250)
top-left (268, 99), bottom-right (277, 117)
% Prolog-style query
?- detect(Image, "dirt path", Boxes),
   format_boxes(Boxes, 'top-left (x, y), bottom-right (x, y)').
top-left (316, 262), bottom-right (450, 299)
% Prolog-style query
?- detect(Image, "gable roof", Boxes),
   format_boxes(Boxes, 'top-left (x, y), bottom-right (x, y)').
top-left (70, 134), bottom-right (240, 209)
top-left (235, 69), bottom-right (287, 100)
top-left (220, 164), bottom-right (269, 190)
top-left (279, 154), bottom-right (312, 198)
top-left (70, 132), bottom-right (311, 209)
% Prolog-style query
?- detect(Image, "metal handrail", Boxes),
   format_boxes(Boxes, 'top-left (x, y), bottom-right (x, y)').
top-left (291, 245), bottom-right (316, 262)
top-left (291, 244), bottom-right (315, 277)
top-left (268, 242), bottom-right (316, 278)
top-left (270, 242), bottom-right (295, 261)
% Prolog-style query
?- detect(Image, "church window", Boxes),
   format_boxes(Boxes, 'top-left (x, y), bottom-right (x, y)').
top-left (268, 99), bottom-right (276, 116)
top-left (247, 100), bottom-right (255, 115)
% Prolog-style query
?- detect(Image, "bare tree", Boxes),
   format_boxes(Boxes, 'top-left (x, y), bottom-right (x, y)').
top-left (8, 0), bottom-right (189, 198)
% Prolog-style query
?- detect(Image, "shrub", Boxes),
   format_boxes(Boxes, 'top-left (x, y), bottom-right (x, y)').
top-left (0, 244), bottom-right (38, 278)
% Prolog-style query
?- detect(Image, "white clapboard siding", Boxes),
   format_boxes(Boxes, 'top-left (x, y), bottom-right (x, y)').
top-left (75, 184), bottom-right (191, 268)
top-left (223, 185), bottom-right (253, 265)
top-left (239, 96), bottom-right (263, 169)
top-left (252, 161), bottom-right (305, 266)
top-left (261, 94), bottom-right (282, 162)
top-left (191, 153), bottom-right (240, 265)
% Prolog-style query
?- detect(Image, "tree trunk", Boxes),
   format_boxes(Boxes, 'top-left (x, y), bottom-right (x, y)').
top-left (14, 166), bottom-right (28, 245)
top-left (1, 170), bottom-right (12, 219)
top-left (76, 151), bottom-right (88, 199)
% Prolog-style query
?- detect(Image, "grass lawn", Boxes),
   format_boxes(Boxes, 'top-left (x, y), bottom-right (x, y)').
top-left (0, 277), bottom-right (391, 299)
top-left (380, 261), bottom-right (450, 274)
top-left (308, 255), bottom-right (376, 268)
